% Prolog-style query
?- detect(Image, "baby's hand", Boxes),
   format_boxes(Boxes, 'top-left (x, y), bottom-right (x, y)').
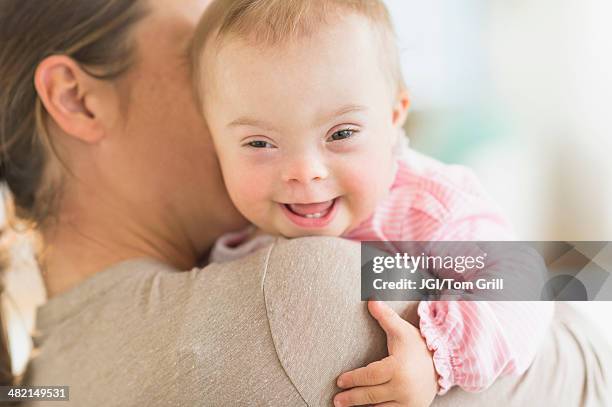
top-left (334, 301), bottom-right (439, 407)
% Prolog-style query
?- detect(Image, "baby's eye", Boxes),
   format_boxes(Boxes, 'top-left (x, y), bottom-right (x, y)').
top-left (246, 140), bottom-right (276, 149)
top-left (328, 128), bottom-right (356, 142)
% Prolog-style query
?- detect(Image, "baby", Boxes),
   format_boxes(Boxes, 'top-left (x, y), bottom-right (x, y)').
top-left (192, 1), bottom-right (553, 406)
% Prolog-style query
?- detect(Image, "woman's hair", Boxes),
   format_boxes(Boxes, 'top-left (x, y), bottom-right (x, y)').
top-left (0, 0), bottom-right (148, 385)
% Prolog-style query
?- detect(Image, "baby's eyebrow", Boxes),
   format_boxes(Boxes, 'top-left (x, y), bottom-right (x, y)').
top-left (330, 104), bottom-right (369, 117)
top-left (318, 104), bottom-right (369, 125)
top-left (227, 117), bottom-right (276, 131)
top-left (227, 105), bottom-right (368, 131)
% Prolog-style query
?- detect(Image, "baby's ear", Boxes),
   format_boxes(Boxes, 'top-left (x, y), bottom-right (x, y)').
top-left (391, 88), bottom-right (410, 129)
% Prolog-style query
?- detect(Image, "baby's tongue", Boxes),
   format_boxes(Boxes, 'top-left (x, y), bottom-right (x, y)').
top-left (288, 200), bottom-right (334, 216)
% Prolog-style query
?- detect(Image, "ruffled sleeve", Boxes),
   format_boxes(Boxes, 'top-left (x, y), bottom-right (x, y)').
top-left (418, 301), bottom-right (554, 394)
top-left (387, 153), bottom-right (555, 394)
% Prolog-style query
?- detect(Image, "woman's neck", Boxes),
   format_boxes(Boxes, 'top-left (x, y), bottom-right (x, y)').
top-left (40, 199), bottom-right (214, 298)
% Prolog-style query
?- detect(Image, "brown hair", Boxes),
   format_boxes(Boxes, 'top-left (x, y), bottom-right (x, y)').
top-left (0, 0), bottom-right (148, 385)
top-left (192, 0), bottom-right (405, 106)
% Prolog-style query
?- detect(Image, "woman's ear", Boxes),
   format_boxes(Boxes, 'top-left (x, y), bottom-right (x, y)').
top-left (34, 55), bottom-right (117, 144)
top-left (391, 88), bottom-right (411, 129)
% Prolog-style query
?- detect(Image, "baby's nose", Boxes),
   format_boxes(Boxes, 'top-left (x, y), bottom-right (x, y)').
top-left (281, 154), bottom-right (329, 184)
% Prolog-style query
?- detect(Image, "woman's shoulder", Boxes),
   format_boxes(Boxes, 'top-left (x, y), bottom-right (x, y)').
top-left (261, 237), bottom-right (418, 405)
top-left (34, 237), bottom-right (361, 333)
top-left (25, 237), bottom-right (362, 406)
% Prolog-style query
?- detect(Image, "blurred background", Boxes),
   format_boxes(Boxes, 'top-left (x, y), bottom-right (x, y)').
top-left (1, 0), bottom-right (612, 377)
top-left (385, 0), bottom-right (612, 345)
top-left (386, 0), bottom-right (612, 240)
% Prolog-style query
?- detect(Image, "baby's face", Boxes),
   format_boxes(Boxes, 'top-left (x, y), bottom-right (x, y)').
top-left (203, 15), bottom-right (407, 237)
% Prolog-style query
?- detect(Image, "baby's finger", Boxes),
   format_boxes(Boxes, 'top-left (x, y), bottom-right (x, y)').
top-left (368, 300), bottom-right (409, 342)
top-left (337, 356), bottom-right (394, 388)
top-left (333, 384), bottom-right (393, 407)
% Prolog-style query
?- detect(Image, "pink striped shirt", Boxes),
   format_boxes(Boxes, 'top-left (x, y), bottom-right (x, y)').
top-left (344, 148), bottom-right (554, 394)
top-left (211, 147), bottom-right (554, 394)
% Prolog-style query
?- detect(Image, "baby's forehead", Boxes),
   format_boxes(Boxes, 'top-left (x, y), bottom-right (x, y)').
top-left (193, 1), bottom-right (404, 111)
top-left (207, 24), bottom-right (393, 99)
top-left (204, 17), bottom-right (397, 92)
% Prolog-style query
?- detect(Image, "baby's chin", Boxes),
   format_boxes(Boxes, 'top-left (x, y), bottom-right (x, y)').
top-left (255, 221), bottom-right (350, 239)
top-left (281, 228), bottom-right (345, 239)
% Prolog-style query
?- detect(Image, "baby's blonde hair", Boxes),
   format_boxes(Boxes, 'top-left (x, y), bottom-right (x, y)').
top-left (192, 0), bottom-right (405, 104)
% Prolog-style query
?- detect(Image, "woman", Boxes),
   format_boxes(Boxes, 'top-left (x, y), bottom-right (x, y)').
top-left (1, 0), bottom-right (610, 406)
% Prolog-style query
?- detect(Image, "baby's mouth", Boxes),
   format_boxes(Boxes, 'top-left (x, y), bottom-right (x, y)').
top-left (283, 199), bottom-right (336, 219)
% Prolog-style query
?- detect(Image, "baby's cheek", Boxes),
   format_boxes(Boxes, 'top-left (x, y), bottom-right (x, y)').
top-left (224, 167), bottom-right (272, 222)
top-left (231, 178), bottom-right (263, 202)
top-left (340, 159), bottom-right (391, 220)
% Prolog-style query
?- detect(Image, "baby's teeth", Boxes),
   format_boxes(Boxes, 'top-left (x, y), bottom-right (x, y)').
top-left (304, 212), bottom-right (323, 219)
